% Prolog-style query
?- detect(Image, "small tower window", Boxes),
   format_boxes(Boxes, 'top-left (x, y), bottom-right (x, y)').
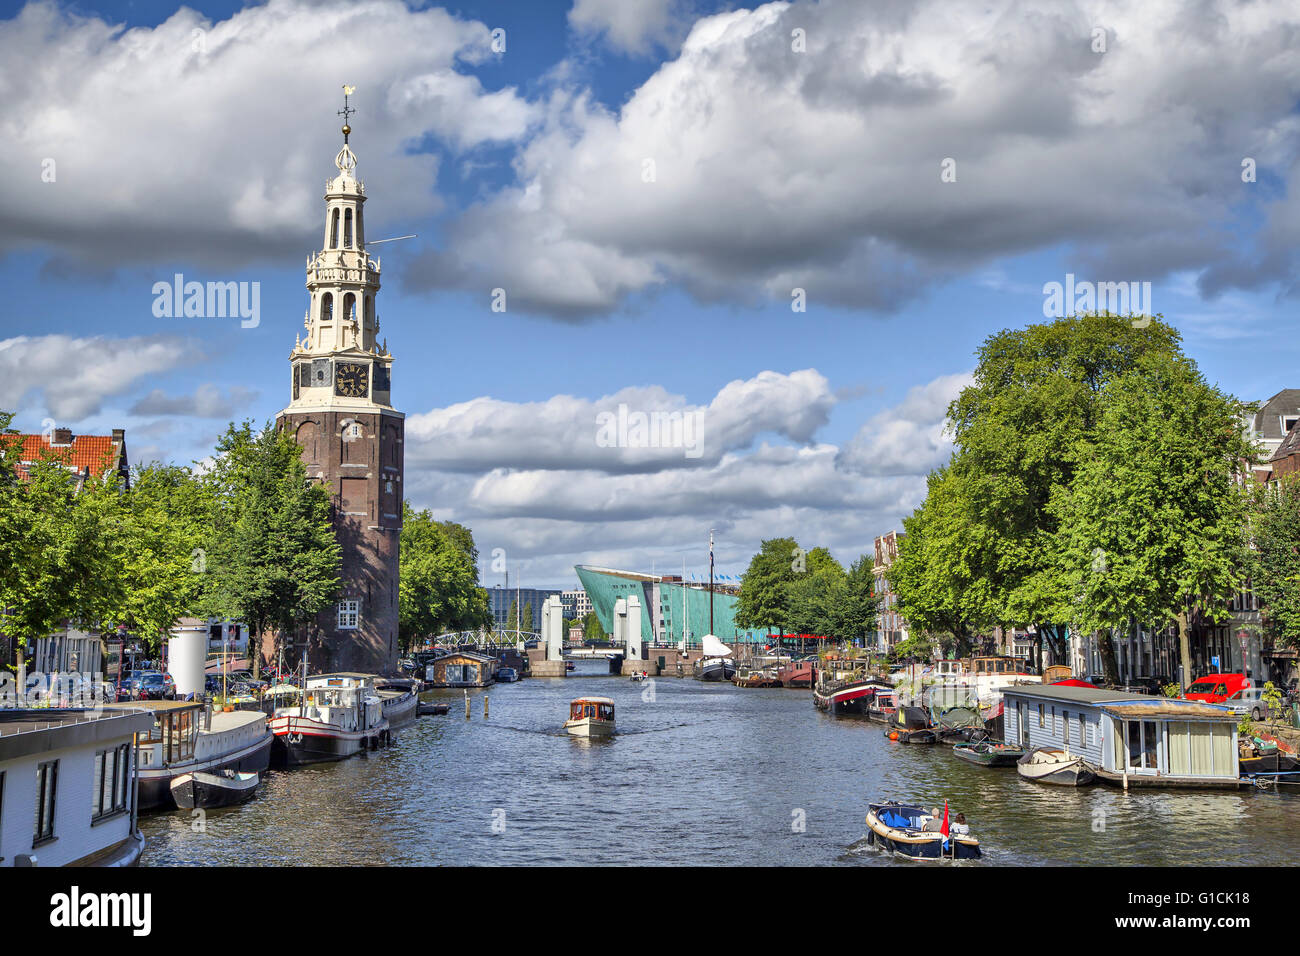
top-left (329, 209), bottom-right (339, 249)
top-left (364, 296), bottom-right (373, 326)
top-left (355, 208), bottom-right (364, 247)
top-left (321, 293), bottom-right (333, 323)
top-left (344, 209), bottom-right (353, 248)
top-left (344, 293), bottom-right (356, 325)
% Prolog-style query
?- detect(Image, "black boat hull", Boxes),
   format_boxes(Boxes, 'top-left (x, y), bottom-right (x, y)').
top-left (170, 773), bottom-right (259, 810)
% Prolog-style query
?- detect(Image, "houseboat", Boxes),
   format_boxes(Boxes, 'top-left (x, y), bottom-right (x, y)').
top-left (104, 700), bottom-right (273, 810)
top-left (776, 657), bottom-right (815, 688)
top-left (0, 708), bottom-right (154, 866)
top-left (814, 675), bottom-right (894, 716)
top-left (424, 651), bottom-right (496, 688)
top-left (1002, 685), bottom-right (1240, 789)
top-left (563, 696), bottom-right (616, 737)
top-left (269, 673), bottom-right (389, 766)
top-left (896, 656), bottom-right (1035, 713)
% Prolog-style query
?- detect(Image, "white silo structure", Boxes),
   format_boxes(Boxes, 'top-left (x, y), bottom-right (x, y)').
top-left (167, 619), bottom-right (208, 697)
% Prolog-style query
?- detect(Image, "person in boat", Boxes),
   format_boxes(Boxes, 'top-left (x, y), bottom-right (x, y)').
top-left (950, 813), bottom-right (969, 836)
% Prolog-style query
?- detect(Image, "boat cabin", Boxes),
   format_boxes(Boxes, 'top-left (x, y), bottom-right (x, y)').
top-left (103, 700), bottom-right (207, 771)
top-left (425, 652), bottom-right (495, 688)
top-left (296, 673), bottom-right (383, 732)
top-left (968, 656), bottom-right (1027, 676)
top-left (1003, 685), bottom-right (1239, 788)
top-left (569, 697), bottom-right (615, 722)
top-left (0, 707), bottom-right (153, 866)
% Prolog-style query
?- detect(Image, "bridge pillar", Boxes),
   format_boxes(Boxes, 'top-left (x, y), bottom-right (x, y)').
top-left (543, 594), bottom-right (564, 661)
top-left (626, 594), bottom-right (643, 661)
top-left (612, 598), bottom-right (627, 649)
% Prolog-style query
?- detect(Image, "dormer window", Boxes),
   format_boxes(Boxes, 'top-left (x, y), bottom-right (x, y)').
top-left (1283, 415), bottom-right (1299, 435)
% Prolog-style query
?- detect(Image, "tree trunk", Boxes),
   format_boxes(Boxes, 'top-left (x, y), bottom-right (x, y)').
top-left (1098, 626), bottom-right (1121, 686)
top-left (1175, 609), bottom-right (1192, 691)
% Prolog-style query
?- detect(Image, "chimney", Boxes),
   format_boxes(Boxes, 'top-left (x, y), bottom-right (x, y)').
top-left (111, 428), bottom-right (125, 444)
top-left (51, 427), bottom-right (73, 446)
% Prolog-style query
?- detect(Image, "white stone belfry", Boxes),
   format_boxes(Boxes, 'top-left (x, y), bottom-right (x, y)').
top-left (625, 594), bottom-right (643, 662)
top-left (284, 110), bottom-right (395, 413)
top-left (544, 595), bottom-right (564, 661)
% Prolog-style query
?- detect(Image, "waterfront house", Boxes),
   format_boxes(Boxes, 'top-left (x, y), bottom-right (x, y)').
top-left (1003, 685), bottom-right (1239, 788)
top-left (0, 707), bottom-right (154, 866)
top-left (425, 651), bottom-right (496, 688)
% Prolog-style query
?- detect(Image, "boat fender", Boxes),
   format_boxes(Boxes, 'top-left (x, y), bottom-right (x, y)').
top-left (888, 731), bottom-right (899, 740)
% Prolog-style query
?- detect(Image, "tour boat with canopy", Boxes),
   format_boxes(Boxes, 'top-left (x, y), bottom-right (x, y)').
top-left (564, 696), bottom-right (616, 737)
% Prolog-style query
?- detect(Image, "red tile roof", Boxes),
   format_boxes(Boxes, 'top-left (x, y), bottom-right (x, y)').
top-left (5, 433), bottom-right (125, 483)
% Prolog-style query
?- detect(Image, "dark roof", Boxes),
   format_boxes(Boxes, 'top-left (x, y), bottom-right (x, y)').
top-left (1254, 389), bottom-right (1300, 440)
top-left (1271, 420), bottom-right (1300, 464)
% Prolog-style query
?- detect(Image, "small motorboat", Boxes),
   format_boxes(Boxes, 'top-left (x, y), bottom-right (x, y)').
top-left (864, 802), bottom-right (980, 861)
top-left (884, 706), bottom-right (938, 744)
top-left (563, 696), bottom-right (615, 737)
top-left (630, 672), bottom-right (649, 682)
top-left (169, 769), bottom-right (260, 810)
top-left (565, 661), bottom-right (576, 671)
top-left (1016, 746), bottom-right (1096, 786)
top-left (418, 700), bottom-right (450, 716)
top-left (953, 738), bottom-right (1025, 767)
top-left (496, 667), bottom-right (519, 683)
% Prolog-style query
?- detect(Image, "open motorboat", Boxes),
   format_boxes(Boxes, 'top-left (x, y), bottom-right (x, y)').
top-left (1016, 746), bottom-right (1096, 786)
top-left (169, 769), bottom-right (260, 809)
top-left (864, 802), bottom-right (980, 861)
top-left (953, 738), bottom-right (1025, 767)
top-left (564, 696), bottom-right (615, 737)
top-left (884, 706), bottom-right (939, 744)
top-left (696, 634), bottom-right (738, 682)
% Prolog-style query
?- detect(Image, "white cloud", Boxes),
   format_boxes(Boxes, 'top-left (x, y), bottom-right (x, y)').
top-left (0, 334), bottom-right (203, 421)
top-left (568, 0), bottom-right (687, 56)
top-left (129, 383), bottom-right (258, 418)
top-left (403, 368), bottom-right (962, 582)
top-left (407, 0), bottom-right (1300, 317)
top-left (0, 0), bottom-right (537, 267)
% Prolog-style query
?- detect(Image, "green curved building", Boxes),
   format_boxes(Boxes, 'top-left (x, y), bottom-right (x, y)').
top-left (574, 565), bottom-right (764, 646)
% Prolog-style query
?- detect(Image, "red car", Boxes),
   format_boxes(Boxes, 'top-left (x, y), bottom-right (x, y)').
top-left (1183, 673), bottom-right (1252, 704)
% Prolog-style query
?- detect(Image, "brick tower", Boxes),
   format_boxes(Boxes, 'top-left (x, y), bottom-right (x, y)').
top-left (276, 95), bottom-right (403, 675)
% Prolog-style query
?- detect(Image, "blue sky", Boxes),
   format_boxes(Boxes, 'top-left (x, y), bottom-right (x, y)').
top-left (3, 0), bottom-right (1298, 587)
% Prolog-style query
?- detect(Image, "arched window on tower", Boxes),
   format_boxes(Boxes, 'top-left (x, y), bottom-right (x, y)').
top-left (321, 292), bottom-right (334, 324)
top-left (344, 209), bottom-right (353, 248)
top-left (343, 293), bottom-right (356, 327)
top-left (364, 296), bottom-right (373, 327)
top-left (355, 208), bottom-right (364, 247)
top-left (330, 209), bottom-right (339, 249)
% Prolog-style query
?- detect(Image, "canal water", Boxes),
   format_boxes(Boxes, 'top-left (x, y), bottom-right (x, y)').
top-left (139, 660), bottom-right (1300, 866)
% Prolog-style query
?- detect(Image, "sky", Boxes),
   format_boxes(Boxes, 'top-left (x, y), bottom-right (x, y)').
top-left (2, 0), bottom-right (1298, 589)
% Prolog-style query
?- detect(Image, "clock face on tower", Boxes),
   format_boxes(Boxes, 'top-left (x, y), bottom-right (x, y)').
top-left (334, 362), bottom-right (369, 398)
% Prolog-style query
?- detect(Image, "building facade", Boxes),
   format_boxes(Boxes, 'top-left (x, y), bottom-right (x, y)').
top-left (873, 532), bottom-right (908, 653)
top-left (275, 111), bottom-right (403, 676)
top-left (574, 566), bottom-right (762, 646)
top-left (487, 586), bottom-right (564, 631)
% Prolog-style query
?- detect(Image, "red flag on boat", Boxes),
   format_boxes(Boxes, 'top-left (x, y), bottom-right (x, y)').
top-left (940, 802), bottom-right (950, 838)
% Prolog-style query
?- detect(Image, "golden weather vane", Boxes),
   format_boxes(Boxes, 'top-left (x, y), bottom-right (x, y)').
top-left (339, 84), bottom-right (356, 142)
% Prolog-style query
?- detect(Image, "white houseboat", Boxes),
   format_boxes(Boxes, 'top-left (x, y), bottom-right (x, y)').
top-left (1002, 685), bottom-right (1240, 789)
top-left (104, 700), bottom-right (273, 810)
top-left (269, 673), bottom-right (389, 765)
top-left (0, 707), bottom-right (154, 866)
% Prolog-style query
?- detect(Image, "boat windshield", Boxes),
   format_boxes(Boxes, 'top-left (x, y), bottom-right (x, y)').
top-left (570, 701), bottom-right (614, 720)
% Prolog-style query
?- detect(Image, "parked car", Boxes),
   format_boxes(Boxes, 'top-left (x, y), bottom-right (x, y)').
top-left (136, 671), bottom-right (176, 700)
top-left (1221, 685), bottom-right (1268, 720)
top-left (1183, 673), bottom-right (1253, 705)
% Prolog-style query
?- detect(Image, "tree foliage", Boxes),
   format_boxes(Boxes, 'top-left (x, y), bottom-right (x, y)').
top-left (1252, 476), bottom-right (1300, 650)
top-left (399, 501), bottom-right (491, 650)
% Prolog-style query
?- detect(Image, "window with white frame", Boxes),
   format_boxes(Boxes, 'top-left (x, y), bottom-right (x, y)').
top-left (338, 600), bottom-right (360, 630)
top-left (92, 744), bottom-right (130, 820)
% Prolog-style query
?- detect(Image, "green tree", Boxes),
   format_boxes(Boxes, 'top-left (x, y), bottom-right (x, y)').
top-left (888, 465), bottom-right (998, 657)
top-left (200, 422), bottom-right (341, 676)
top-left (1052, 353), bottom-right (1253, 687)
top-left (940, 313), bottom-right (1189, 669)
top-left (0, 422), bottom-right (126, 667)
top-left (109, 464), bottom-right (213, 655)
top-left (785, 548), bottom-right (847, 637)
top-left (582, 610), bottom-right (604, 642)
top-left (735, 537), bottom-right (800, 633)
top-left (1250, 476), bottom-right (1300, 652)
top-left (399, 503), bottom-right (490, 650)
